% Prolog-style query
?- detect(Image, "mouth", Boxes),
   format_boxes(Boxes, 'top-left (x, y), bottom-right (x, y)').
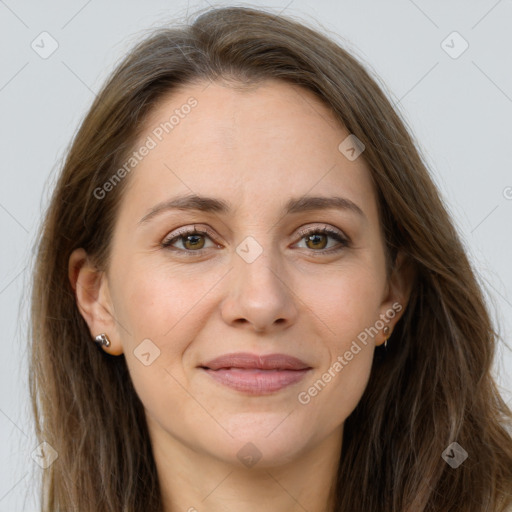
top-left (198, 352), bottom-right (312, 395)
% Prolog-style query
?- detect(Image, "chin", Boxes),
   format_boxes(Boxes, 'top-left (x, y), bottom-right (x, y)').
top-left (209, 417), bottom-right (313, 468)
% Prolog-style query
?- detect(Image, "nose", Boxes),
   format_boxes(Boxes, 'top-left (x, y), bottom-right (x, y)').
top-left (220, 244), bottom-right (299, 333)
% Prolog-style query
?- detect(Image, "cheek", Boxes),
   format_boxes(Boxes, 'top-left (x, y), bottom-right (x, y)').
top-left (112, 258), bottom-right (212, 340)
top-left (296, 336), bottom-right (375, 443)
top-left (110, 257), bottom-right (230, 380)
top-left (307, 259), bottom-right (385, 340)
top-left (293, 263), bottom-right (382, 422)
top-left (111, 261), bottom-right (208, 427)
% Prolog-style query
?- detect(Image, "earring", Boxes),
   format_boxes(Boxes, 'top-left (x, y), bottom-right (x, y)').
top-left (383, 326), bottom-right (391, 348)
top-left (94, 333), bottom-right (111, 348)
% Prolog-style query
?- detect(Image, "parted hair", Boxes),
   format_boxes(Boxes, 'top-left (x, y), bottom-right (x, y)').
top-left (29, 5), bottom-right (512, 511)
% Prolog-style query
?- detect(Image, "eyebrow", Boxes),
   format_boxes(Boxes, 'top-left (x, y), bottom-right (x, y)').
top-left (138, 193), bottom-right (367, 225)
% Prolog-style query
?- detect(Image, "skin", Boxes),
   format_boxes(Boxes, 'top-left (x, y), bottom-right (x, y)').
top-left (69, 79), bottom-right (412, 512)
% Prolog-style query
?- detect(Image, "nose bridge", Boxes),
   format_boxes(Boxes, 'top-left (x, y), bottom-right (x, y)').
top-left (233, 234), bottom-right (286, 299)
top-left (221, 232), bottom-right (298, 331)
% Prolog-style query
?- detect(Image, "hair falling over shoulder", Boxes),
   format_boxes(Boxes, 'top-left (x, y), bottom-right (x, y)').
top-left (28, 5), bottom-right (512, 511)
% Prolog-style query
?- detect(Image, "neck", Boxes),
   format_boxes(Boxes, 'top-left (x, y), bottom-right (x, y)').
top-left (151, 423), bottom-right (343, 512)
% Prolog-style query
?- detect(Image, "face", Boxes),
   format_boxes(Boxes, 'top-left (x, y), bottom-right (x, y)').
top-left (72, 79), bottom-right (407, 469)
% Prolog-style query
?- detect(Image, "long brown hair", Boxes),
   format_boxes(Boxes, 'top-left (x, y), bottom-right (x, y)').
top-left (29, 5), bottom-right (512, 511)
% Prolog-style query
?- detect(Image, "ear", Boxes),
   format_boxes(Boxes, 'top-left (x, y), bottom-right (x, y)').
top-left (375, 250), bottom-right (415, 346)
top-left (68, 248), bottom-right (124, 355)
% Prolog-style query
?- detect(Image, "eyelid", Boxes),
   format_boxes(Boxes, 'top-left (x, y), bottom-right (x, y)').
top-left (294, 224), bottom-right (349, 242)
top-left (164, 224), bottom-right (217, 242)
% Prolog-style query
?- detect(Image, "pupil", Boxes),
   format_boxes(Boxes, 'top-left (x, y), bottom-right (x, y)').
top-left (186, 234), bottom-right (203, 249)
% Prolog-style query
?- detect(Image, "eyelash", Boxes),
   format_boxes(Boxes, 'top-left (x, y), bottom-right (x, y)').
top-left (160, 225), bottom-right (350, 257)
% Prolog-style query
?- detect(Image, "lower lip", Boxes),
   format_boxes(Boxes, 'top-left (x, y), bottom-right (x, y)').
top-left (202, 368), bottom-right (311, 394)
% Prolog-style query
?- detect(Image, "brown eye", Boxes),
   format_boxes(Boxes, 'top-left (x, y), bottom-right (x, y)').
top-left (181, 233), bottom-right (206, 250)
top-left (304, 233), bottom-right (329, 250)
top-left (295, 226), bottom-right (350, 255)
top-left (161, 227), bottom-right (217, 254)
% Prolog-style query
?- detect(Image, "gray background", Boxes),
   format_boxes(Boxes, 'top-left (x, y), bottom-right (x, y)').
top-left (1, 1), bottom-right (511, 510)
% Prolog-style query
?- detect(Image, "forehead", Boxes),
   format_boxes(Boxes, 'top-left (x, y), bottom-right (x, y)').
top-left (119, 79), bottom-right (378, 224)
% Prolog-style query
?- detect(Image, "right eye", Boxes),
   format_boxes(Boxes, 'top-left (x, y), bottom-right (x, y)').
top-left (161, 226), bottom-right (220, 256)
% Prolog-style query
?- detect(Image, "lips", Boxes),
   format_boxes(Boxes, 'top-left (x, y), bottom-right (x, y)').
top-left (200, 352), bottom-right (311, 371)
top-left (199, 352), bottom-right (312, 395)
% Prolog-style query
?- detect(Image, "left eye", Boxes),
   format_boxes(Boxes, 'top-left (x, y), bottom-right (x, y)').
top-left (295, 227), bottom-right (349, 252)
top-left (161, 226), bottom-right (349, 255)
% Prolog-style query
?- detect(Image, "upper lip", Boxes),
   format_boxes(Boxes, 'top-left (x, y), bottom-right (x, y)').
top-left (200, 352), bottom-right (311, 371)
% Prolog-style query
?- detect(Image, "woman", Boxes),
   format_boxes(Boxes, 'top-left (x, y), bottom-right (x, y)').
top-left (29, 5), bottom-right (512, 511)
